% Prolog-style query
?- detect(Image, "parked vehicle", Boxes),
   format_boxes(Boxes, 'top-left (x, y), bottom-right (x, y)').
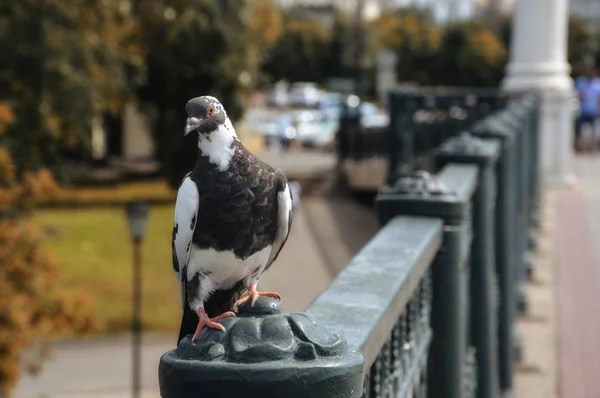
top-left (288, 82), bottom-right (321, 108)
top-left (266, 81), bottom-right (289, 108)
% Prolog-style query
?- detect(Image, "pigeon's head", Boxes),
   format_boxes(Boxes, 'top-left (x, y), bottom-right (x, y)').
top-left (184, 96), bottom-right (228, 137)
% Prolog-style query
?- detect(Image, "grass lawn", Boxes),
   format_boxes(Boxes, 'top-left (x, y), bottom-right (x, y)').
top-left (33, 205), bottom-right (181, 334)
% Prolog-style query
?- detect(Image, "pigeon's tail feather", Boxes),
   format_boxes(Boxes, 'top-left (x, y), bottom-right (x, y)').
top-left (177, 281), bottom-right (245, 344)
top-left (178, 304), bottom-right (197, 344)
top-left (204, 281), bottom-right (244, 318)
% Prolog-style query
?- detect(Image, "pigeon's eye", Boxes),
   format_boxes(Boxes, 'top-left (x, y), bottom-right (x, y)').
top-left (207, 106), bottom-right (215, 116)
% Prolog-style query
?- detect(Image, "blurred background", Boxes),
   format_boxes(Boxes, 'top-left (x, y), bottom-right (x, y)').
top-left (1, 0), bottom-right (599, 397)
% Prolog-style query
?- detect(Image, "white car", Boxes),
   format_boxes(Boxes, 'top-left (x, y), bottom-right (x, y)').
top-left (288, 82), bottom-right (321, 108)
top-left (266, 86), bottom-right (288, 108)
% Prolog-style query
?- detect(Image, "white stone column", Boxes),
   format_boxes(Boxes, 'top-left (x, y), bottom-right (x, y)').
top-left (502, 0), bottom-right (576, 186)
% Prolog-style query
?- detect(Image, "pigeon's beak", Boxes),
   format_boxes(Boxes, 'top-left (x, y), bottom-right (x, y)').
top-left (184, 117), bottom-right (201, 136)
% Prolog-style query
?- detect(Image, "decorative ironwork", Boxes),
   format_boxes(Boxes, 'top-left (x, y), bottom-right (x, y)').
top-left (464, 346), bottom-right (478, 398)
top-left (159, 298), bottom-right (364, 398)
top-left (340, 89), bottom-right (509, 192)
top-left (361, 271), bottom-right (432, 398)
top-left (463, 206), bottom-right (477, 398)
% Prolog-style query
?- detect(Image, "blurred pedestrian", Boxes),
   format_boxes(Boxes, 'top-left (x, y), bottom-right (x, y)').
top-left (277, 114), bottom-right (294, 153)
top-left (575, 65), bottom-right (600, 152)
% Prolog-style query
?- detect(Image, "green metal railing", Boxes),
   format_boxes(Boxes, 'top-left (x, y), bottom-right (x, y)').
top-left (157, 93), bottom-right (540, 398)
top-left (337, 88), bottom-right (508, 192)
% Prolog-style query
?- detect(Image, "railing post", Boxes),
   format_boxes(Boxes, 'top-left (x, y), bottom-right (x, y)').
top-left (521, 94), bottom-right (541, 251)
top-left (470, 116), bottom-right (518, 395)
top-left (376, 167), bottom-right (475, 398)
top-left (158, 298), bottom-right (364, 398)
top-left (336, 101), bottom-right (353, 167)
top-left (495, 107), bottom-right (530, 314)
top-left (387, 92), bottom-right (417, 184)
top-left (434, 133), bottom-right (502, 398)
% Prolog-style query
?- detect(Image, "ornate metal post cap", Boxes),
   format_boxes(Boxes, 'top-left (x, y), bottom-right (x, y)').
top-left (470, 116), bottom-right (513, 140)
top-left (376, 168), bottom-right (468, 225)
top-left (382, 169), bottom-right (452, 197)
top-left (159, 297), bottom-right (364, 398)
top-left (437, 132), bottom-right (488, 154)
top-left (496, 110), bottom-right (522, 130)
top-left (434, 132), bottom-right (501, 167)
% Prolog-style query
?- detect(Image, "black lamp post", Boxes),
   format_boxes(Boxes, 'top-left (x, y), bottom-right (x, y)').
top-left (124, 201), bottom-right (150, 398)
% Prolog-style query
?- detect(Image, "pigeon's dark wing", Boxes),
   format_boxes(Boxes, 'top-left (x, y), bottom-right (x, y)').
top-left (172, 174), bottom-right (199, 308)
top-left (264, 170), bottom-right (293, 272)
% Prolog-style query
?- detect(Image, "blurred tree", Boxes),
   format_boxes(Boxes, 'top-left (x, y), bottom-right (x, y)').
top-left (371, 11), bottom-right (403, 49)
top-left (0, 0), bottom-right (144, 177)
top-left (566, 16), bottom-right (596, 75)
top-left (261, 14), bottom-right (332, 84)
top-left (135, 0), bottom-right (280, 188)
top-left (371, 10), bottom-right (441, 85)
top-left (434, 22), bottom-right (507, 87)
top-left (323, 12), bottom-right (354, 80)
top-left (496, 15), bottom-right (512, 52)
top-left (0, 103), bottom-right (98, 397)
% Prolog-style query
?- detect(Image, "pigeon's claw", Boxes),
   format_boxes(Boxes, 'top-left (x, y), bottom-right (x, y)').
top-left (191, 309), bottom-right (235, 341)
top-left (233, 285), bottom-right (281, 311)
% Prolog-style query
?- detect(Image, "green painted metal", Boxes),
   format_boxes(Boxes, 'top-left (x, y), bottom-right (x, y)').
top-left (434, 133), bottom-right (502, 398)
top-left (376, 165), bottom-right (478, 398)
top-left (498, 105), bottom-right (530, 314)
top-left (307, 216), bottom-right (443, 397)
top-left (158, 298), bottom-right (364, 398)
top-left (386, 89), bottom-right (508, 185)
top-left (520, 94), bottom-right (542, 254)
top-left (470, 116), bottom-right (517, 395)
top-left (529, 94), bottom-right (542, 232)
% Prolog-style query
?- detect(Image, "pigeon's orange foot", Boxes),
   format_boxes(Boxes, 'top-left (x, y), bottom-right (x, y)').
top-left (233, 285), bottom-right (281, 311)
top-left (191, 309), bottom-right (235, 341)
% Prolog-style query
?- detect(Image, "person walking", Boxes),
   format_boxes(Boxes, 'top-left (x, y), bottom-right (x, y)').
top-left (575, 65), bottom-right (600, 152)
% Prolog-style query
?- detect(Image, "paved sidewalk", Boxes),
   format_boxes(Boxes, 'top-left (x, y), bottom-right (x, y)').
top-left (15, 334), bottom-right (172, 398)
top-left (553, 156), bottom-right (600, 398)
top-left (514, 155), bottom-right (600, 398)
top-left (514, 190), bottom-right (559, 398)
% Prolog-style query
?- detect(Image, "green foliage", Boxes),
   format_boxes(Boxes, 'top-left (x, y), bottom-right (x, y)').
top-left (0, 0), bottom-right (144, 175)
top-left (435, 22), bottom-right (507, 87)
top-left (392, 11), bottom-right (441, 85)
top-left (262, 15), bottom-right (332, 84)
top-left (135, 0), bottom-right (278, 188)
top-left (323, 13), bottom-right (354, 80)
top-left (0, 104), bottom-right (98, 397)
top-left (372, 12), bottom-right (506, 87)
top-left (567, 16), bottom-right (596, 74)
top-left (262, 10), bottom-right (355, 85)
top-left (372, 10), bottom-right (441, 85)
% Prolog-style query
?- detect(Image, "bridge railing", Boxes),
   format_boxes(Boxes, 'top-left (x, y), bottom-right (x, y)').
top-left (158, 94), bottom-right (540, 398)
top-left (337, 87), bottom-right (508, 192)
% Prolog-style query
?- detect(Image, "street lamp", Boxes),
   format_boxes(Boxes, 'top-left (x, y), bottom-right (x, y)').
top-left (124, 201), bottom-right (150, 398)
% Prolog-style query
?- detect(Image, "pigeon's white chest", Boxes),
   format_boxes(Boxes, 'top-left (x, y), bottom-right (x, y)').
top-left (187, 245), bottom-right (272, 289)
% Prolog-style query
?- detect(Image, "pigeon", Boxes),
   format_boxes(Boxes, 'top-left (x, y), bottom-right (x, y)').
top-left (172, 96), bottom-right (294, 343)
